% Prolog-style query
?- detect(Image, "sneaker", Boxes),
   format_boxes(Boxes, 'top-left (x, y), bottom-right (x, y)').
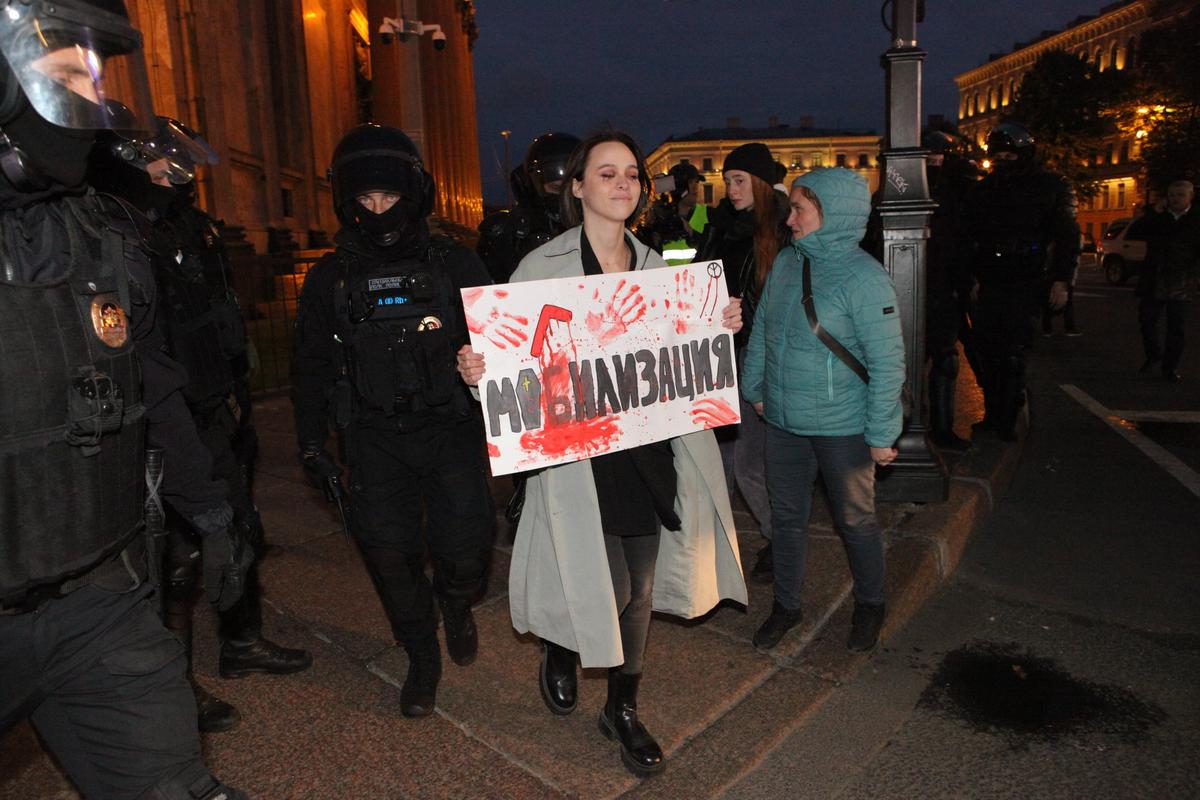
top-left (847, 601), bottom-right (886, 651)
top-left (752, 600), bottom-right (803, 650)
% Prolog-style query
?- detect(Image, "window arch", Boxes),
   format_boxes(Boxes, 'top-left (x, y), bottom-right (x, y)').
top-left (1111, 42), bottom-right (1122, 70)
top-left (989, 86), bottom-right (998, 110)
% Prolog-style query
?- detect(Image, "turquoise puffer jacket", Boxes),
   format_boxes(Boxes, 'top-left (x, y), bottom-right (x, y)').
top-left (742, 168), bottom-right (905, 447)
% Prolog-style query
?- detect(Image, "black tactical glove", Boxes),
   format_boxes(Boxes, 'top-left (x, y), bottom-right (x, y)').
top-left (201, 524), bottom-right (255, 612)
top-left (300, 444), bottom-right (343, 487)
top-left (190, 503), bottom-right (253, 612)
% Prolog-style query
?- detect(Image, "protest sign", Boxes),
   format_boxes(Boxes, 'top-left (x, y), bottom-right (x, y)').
top-left (462, 260), bottom-right (740, 476)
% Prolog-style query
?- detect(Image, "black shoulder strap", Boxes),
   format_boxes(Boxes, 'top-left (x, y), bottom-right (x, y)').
top-left (801, 256), bottom-right (869, 385)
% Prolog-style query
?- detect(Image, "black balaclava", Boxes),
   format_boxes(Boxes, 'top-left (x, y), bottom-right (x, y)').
top-left (0, 104), bottom-right (95, 208)
top-left (85, 136), bottom-right (177, 221)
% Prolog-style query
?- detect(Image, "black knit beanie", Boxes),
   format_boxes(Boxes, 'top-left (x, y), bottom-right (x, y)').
top-left (722, 142), bottom-right (776, 186)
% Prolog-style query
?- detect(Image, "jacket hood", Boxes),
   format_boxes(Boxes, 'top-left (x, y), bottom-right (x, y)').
top-left (789, 167), bottom-right (871, 259)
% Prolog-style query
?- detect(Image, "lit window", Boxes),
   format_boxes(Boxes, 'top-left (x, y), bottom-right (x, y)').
top-left (1117, 182), bottom-right (1126, 208)
top-left (989, 87), bottom-right (997, 110)
top-left (812, 153), bottom-right (823, 167)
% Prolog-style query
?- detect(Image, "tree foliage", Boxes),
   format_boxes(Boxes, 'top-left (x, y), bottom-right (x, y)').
top-left (1009, 49), bottom-right (1122, 198)
top-left (1118, 4), bottom-right (1200, 189)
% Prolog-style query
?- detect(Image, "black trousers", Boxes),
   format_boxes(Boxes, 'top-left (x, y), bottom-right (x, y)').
top-left (347, 417), bottom-right (494, 646)
top-left (604, 532), bottom-right (660, 675)
top-left (1139, 296), bottom-right (1186, 373)
top-left (0, 584), bottom-right (216, 799)
top-left (973, 281), bottom-right (1040, 427)
top-left (163, 403), bottom-right (265, 646)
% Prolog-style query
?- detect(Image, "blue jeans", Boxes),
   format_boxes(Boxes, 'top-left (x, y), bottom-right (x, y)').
top-left (764, 426), bottom-right (885, 610)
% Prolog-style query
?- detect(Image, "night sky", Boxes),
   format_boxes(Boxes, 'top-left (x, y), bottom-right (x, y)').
top-left (471, 0), bottom-right (1109, 204)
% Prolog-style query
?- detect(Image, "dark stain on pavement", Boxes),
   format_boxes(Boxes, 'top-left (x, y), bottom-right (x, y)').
top-left (918, 641), bottom-right (1167, 746)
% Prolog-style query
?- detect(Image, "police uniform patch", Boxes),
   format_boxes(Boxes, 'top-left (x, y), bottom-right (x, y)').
top-left (90, 294), bottom-right (129, 347)
top-left (418, 315), bottom-right (442, 331)
top-left (883, 306), bottom-right (895, 315)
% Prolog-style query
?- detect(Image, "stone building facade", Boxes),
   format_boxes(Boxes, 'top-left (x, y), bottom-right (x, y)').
top-left (953, 0), bottom-right (1187, 240)
top-left (125, 0), bottom-right (483, 254)
top-left (646, 119), bottom-right (881, 205)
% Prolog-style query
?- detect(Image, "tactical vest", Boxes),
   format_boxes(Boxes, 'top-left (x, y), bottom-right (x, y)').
top-left (0, 222), bottom-right (146, 604)
top-left (332, 245), bottom-right (465, 430)
top-left (157, 249), bottom-right (238, 410)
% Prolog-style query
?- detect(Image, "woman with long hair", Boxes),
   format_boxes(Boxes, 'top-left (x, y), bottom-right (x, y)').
top-left (456, 131), bottom-right (747, 776)
top-left (697, 142), bottom-right (791, 581)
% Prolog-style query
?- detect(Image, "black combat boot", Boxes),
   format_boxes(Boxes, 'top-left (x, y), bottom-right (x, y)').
top-left (192, 680), bottom-right (239, 733)
top-left (539, 639), bottom-right (577, 715)
top-left (752, 600), bottom-right (804, 650)
top-left (439, 599), bottom-right (478, 667)
top-left (598, 671), bottom-right (664, 777)
top-left (847, 601), bottom-right (886, 652)
top-left (218, 564), bottom-right (313, 678)
top-left (400, 636), bottom-right (442, 718)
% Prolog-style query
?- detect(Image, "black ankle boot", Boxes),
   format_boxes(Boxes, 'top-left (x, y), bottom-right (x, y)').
top-left (440, 600), bottom-right (478, 667)
top-left (752, 600), bottom-right (804, 650)
top-left (598, 671), bottom-right (664, 776)
top-left (219, 636), bottom-right (313, 679)
top-left (400, 637), bottom-right (442, 718)
top-left (749, 542), bottom-right (774, 584)
top-left (192, 680), bottom-right (239, 733)
top-left (539, 639), bottom-right (577, 715)
top-left (847, 601), bottom-right (886, 651)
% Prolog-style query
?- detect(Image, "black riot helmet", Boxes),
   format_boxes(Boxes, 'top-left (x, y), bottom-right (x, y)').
top-left (0, 0), bottom-right (156, 194)
top-left (329, 124), bottom-right (434, 247)
top-left (986, 122), bottom-right (1036, 164)
top-left (523, 132), bottom-right (580, 198)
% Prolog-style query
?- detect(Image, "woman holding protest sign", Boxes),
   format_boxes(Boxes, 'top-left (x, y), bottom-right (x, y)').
top-left (697, 142), bottom-right (791, 585)
top-left (456, 131), bottom-right (746, 777)
top-left (742, 167), bottom-right (905, 654)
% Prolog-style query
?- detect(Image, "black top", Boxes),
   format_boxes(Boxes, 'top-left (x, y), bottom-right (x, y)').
top-left (580, 229), bottom-right (679, 538)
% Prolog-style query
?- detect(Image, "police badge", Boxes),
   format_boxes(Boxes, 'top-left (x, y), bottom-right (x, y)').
top-left (90, 294), bottom-right (129, 348)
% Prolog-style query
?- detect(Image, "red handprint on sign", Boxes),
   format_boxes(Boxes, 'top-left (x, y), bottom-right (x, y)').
top-left (689, 397), bottom-right (739, 429)
top-left (585, 278), bottom-right (647, 346)
top-left (462, 287), bottom-right (530, 350)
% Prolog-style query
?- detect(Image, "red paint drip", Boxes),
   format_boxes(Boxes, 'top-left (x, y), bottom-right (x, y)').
top-left (521, 414), bottom-right (622, 459)
top-left (690, 397), bottom-right (739, 428)
top-left (487, 442), bottom-right (500, 458)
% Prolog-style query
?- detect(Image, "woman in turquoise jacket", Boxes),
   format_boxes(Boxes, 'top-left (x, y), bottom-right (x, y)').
top-left (742, 167), bottom-right (905, 653)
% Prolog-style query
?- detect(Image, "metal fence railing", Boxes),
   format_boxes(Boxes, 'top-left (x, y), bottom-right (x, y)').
top-left (232, 249), bottom-right (330, 396)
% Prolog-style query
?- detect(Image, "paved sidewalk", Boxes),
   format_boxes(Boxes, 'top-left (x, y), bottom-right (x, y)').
top-left (0, 370), bottom-right (1023, 799)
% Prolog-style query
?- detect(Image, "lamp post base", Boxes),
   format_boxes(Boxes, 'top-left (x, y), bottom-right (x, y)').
top-left (875, 424), bottom-right (948, 503)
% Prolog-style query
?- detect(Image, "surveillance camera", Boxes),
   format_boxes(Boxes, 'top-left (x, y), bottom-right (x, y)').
top-left (431, 29), bottom-right (447, 50)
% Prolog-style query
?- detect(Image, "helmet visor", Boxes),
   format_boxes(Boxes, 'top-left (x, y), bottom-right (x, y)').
top-left (334, 151), bottom-right (425, 208)
top-left (136, 119), bottom-right (217, 184)
top-left (0, 0), bottom-right (154, 133)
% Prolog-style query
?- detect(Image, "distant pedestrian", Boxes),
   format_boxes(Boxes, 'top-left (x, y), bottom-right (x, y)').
top-left (743, 168), bottom-right (905, 654)
top-left (457, 131), bottom-right (747, 777)
top-left (1136, 180), bottom-right (1199, 382)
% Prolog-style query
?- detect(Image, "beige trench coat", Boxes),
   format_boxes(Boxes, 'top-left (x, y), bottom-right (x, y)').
top-left (504, 226), bottom-right (747, 668)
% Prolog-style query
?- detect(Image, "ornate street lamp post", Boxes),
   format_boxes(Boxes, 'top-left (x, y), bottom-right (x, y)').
top-left (876, 0), bottom-right (947, 502)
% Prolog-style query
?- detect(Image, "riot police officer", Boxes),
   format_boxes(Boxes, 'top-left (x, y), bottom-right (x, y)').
top-left (965, 122), bottom-right (1078, 441)
top-left (477, 131), bottom-right (580, 283)
top-left (87, 117), bottom-right (313, 734)
top-left (0, 2), bottom-right (246, 797)
top-left (924, 130), bottom-right (979, 451)
top-left (636, 162), bottom-right (709, 265)
top-left (291, 124), bottom-right (493, 718)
